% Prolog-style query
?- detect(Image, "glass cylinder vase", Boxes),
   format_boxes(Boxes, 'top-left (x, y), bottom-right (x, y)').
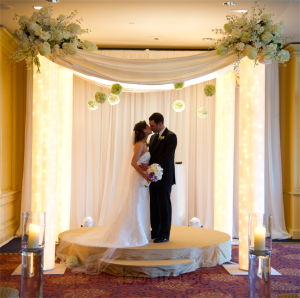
top-left (248, 213), bottom-right (273, 298)
top-left (21, 212), bottom-right (46, 298)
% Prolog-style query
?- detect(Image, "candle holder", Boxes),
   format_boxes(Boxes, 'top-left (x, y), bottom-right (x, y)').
top-left (21, 212), bottom-right (46, 298)
top-left (248, 213), bottom-right (273, 298)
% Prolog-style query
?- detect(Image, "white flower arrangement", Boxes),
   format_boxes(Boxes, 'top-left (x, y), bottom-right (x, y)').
top-left (197, 107), bottom-right (208, 118)
top-left (204, 84), bottom-right (216, 97)
top-left (108, 94), bottom-right (120, 105)
top-left (172, 100), bottom-right (185, 112)
top-left (66, 255), bottom-right (79, 268)
top-left (9, 7), bottom-right (97, 73)
top-left (95, 92), bottom-right (107, 104)
top-left (87, 100), bottom-right (98, 110)
top-left (111, 83), bottom-right (123, 95)
top-left (212, 2), bottom-right (290, 69)
top-left (174, 82), bottom-right (185, 90)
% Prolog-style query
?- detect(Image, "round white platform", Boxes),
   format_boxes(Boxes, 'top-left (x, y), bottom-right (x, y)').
top-left (57, 225), bottom-right (231, 277)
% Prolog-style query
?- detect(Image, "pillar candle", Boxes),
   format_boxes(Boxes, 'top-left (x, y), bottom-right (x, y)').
top-left (254, 226), bottom-right (266, 250)
top-left (27, 224), bottom-right (40, 249)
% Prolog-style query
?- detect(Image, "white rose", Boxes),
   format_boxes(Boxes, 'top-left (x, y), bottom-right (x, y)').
top-left (231, 29), bottom-right (242, 38)
top-left (261, 14), bottom-right (270, 21)
top-left (278, 49), bottom-right (290, 62)
top-left (54, 44), bottom-right (60, 51)
top-left (39, 31), bottom-right (51, 41)
top-left (57, 14), bottom-right (67, 21)
top-left (260, 31), bottom-right (273, 43)
top-left (270, 21), bottom-right (285, 35)
top-left (49, 18), bottom-right (58, 27)
top-left (18, 15), bottom-right (29, 26)
top-left (263, 55), bottom-right (273, 62)
top-left (253, 42), bottom-right (263, 49)
top-left (235, 42), bottom-right (245, 51)
top-left (16, 29), bottom-right (24, 36)
top-left (265, 43), bottom-right (277, 54)
top-left (62, 31), bottom-right (71, 39)
top-left (53, 30), bottom-right (63, 41)
top-left (258, 27), bottom-right (264, 34)
top-left (40, 7), bottom-right (51, 17)
top-left (39, 42), bottom-right (51, 56)
top-left (236, 18), bottom-right (247, 26)
top-left (67, 23), bottom-right (81, 35)
top-left (30, 12), bottom-right (39, 22)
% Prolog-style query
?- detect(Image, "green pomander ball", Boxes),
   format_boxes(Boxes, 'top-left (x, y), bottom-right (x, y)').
top-left (204, 84), bottom-right (216, 97)
top-left (174, 82), bottom-right (185, 90)
top-left (111, 83), bottom-right (123, 95)
top-left (95, 92), bottom-right (107, 104)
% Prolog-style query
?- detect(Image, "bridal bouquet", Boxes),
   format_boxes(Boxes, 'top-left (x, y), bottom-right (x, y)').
top-left (9, 7), bottom-right (97, 73)
top-left (213, 2), bottom-right (290, 69)
top-left (144, 164), bottom-right (164, 187)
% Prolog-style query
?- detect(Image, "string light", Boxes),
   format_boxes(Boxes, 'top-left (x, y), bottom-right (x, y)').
top-left (214, 73), bottom-right (235, 237)
top-left (238, 57), bottom-right (265, 270)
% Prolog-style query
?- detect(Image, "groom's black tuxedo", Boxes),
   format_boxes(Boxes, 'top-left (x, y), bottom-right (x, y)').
top-left (149, 128), bottom-right (177, 240)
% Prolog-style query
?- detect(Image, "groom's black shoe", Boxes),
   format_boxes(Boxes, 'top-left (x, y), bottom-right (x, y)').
top-left (153, 237), bottom-right (169, 243)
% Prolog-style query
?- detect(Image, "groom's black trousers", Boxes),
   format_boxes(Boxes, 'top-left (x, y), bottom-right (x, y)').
top-left (150, 186), bottom-right (172, 240)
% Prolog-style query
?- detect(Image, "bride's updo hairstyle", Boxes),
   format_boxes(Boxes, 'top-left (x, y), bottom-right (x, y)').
top-left (133, 121), bottom-right (147, 144)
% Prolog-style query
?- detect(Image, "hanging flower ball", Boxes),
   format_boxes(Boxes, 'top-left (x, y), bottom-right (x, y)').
top-left (197, 107), bottom-right (208, 118)
top-left (95, 92), bottom-right (107, 104)
top-left (111, 83), bottom-right (123, 95)
top-left (204, 84), bottom-right (216, 97)
top-left (174, 82), bottom-right (185, 90)
top-left (173, 100), bottom-right (185, 112)
top-left (108, 94), bottom-right (120, 105)
top-left (87, 100), bottom-right (98, 110)
top-left (66, 256), bottom-right (79, 268)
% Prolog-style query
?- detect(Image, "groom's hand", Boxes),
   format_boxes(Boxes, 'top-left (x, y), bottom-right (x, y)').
top-left (139, 163), bottom-right (148, 171)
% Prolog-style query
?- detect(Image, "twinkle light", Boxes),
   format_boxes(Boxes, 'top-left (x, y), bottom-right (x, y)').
top-left (214, 73), bottom-right (236, 237)
top-left (32, 56), bottom-right (73, 270)
top-left (238, 57), bottom-right (265, 270)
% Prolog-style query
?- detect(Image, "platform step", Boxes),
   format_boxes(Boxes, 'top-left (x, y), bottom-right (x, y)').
top-left (103, 258), bottom-right (196, 277)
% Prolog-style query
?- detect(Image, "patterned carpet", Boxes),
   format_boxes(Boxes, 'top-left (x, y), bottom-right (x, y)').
top-left (0, 242), bottom-right (299, 297)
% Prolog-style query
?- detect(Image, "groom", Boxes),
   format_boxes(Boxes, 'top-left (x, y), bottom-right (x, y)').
top-left (141, 112), bottom-right (177, 243)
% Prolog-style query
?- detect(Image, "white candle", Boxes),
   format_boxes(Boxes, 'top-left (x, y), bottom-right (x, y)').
top-left (254, 226), bottom-right (266, 250)
top-left (27, 224), bottom-right (40, 249)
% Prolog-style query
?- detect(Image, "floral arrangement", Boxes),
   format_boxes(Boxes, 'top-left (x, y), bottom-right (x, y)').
top-left (108, 94), bottom-right (120, 105)
top-left (204, 84), bottom-right (216, 97)
top-left (197, 107), bottom-right (208, 118)
top-left (145, 163), bottom-right (163, 187)
top-left (173, 100), bottom-right (185, 112)
top-left (111, 83), bottom-right (123, 95)
top-left (95, 92), bottom-right (107, 104)
top-left (212, 2), bottom-right (290, 68)
top-left (9, 7), bottom-right (97, 73)
top-left (174, 82), bottom-right (185, 90)
top-left (87, 100), bottom-right (98, 110)
top-left (66, 255), bottom-right (79, 268)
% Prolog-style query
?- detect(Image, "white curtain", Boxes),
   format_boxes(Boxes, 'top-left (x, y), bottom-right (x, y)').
top-left (71, 74), bottom-right (216, 230)
top-left (265, 61), bottom-right (290, 239)
top-left (55, 49), bottom-right (236, 84)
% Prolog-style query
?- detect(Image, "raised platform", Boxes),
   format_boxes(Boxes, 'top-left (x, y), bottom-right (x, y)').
top-left (58, 225), bottom-right (231, 277)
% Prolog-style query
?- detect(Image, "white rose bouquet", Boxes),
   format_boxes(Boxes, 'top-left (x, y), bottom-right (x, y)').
top-left (144, 164), bottom-right (164, 187)
top-left (9, 7), bottom-right (97, 73)
top-left (212, 2), bottom-right (290, 69)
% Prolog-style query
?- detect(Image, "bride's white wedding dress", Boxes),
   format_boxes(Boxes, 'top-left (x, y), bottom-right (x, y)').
top-left (56, 133), bottom-right (151, 271)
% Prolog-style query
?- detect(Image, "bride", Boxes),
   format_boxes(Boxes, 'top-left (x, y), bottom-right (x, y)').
top-left (56, 121), bottom-right (153, 270)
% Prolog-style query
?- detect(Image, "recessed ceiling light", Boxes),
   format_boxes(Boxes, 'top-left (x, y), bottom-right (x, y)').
top-left (46, 0), bottom-right (60, 3)
top-left (33, 6), bottom-right (43, 9)
top-left (154, 38), bottom-right (159, 40)
top-left (230, 9), bottom-right (248, 13)
top-left (129, 22), bottom-right (135, 24)
top-left (202, 38), bottom-right (213, 41)
top-left (223, 2), bottom-right (236, 5)
top-left (0, 4), bottom-right (13, 9)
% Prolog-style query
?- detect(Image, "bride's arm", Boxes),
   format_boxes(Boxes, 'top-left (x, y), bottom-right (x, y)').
top-left (131, 142), bottom-right (152, 182)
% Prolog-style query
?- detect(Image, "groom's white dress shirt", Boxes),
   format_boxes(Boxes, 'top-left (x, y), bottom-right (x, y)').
top-left (159, 127), bottom-right (167, 137)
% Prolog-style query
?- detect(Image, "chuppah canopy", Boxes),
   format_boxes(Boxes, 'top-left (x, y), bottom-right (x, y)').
top-left (54, 50), bottom-right (237, 85)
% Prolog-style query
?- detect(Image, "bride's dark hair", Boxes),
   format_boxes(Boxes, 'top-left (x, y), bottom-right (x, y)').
top-left (133, 121), bottom-right (147, 144)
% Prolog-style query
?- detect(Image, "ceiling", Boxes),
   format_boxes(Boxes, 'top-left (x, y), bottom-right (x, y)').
top-left (1, 0), bottom-right (299, 49)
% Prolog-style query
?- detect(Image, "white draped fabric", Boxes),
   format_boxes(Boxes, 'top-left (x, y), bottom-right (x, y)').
top-left (55, 49), bottom-right (236, 84)
top-left (71, 74), bottom-right (216, 230)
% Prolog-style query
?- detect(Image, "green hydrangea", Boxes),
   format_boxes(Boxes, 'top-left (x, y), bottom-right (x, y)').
top-left (87, 100), bottom-right (98, 110)
top-left (95, 92), bottom-right (107, 104)
top-left (173, 100), bottom-right (185, 112)
top-left (108, 94), bottom-right (120, 105)
top-left (197, 107), bottom-right (208, 118)
top-left (111, 83), bottom-right (123, 95)
top-left (173, 82), bottom-right (185, 90)
top-left (204, 84), bottom-right (216, 97)
top-left (66, 256), bottom-right (79, 268)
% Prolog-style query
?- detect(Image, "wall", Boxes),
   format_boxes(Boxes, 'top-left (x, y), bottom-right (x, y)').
top-left (279, 44), bottom-right (300, 239)
top-left (0, 27), bottom-right (26, 245)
